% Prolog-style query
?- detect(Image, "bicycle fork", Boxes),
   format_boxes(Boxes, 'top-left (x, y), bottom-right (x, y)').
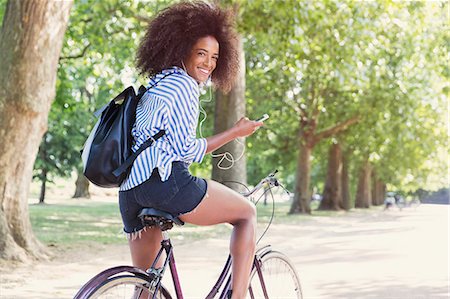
top-left (248, 255), bottom-right (269, 299)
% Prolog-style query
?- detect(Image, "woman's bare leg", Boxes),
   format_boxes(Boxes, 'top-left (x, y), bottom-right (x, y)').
top-left (128, 227), bottom-right (164, 298)
top-left (179, 180), bottom-right (257, 299)
top-left (128, 226), bottom-right (164, 270)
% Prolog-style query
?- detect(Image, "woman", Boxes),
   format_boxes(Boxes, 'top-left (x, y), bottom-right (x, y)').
top-left (118, 2), bottom-right (262, 298)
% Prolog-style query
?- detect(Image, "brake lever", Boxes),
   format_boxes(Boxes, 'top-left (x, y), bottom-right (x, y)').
top-left (282, 186), bottom-right (291, 196)
top-left (273, 179), bottom-right (290, 196)
top-left (268, 169), bottom-right (278, 178)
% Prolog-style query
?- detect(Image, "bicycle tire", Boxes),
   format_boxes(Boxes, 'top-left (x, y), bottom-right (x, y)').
top-left (86, 275), bottom-right (171, 299)
top-left (248, 250), bottom-right (302, 299)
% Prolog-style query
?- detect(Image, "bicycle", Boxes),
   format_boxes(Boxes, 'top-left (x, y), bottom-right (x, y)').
top-left (384, 193), bottom-right (421, 211)
top-left (74, 171), bottom-right (302, 299)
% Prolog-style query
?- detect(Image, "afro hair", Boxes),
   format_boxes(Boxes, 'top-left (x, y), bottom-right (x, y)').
top-left (136, 1), bottom-right (239, 92)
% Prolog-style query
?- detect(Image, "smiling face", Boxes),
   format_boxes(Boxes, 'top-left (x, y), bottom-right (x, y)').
top-left (184, 35), bottom-right (219, 84)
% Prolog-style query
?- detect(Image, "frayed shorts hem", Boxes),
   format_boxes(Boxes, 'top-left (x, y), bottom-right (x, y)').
top-left (119, 162), bottom-right (207, 239)
top-left (123, 226), bottom-right (148, 241)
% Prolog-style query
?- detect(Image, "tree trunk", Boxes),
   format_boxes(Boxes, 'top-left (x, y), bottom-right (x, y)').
top-left (355, 160), bottom-right (372, 208)
top-left (211, 37), bottom-right (247, 191)
top-left (318, 143), bottom-right (344, 211)
top-left (0, 0), bottom-right (72, 261)
top-left (289, 111), bottom-right (359, 214)
top-left (341, 151), bottom-right (351, 210)
top-left (38, 169), bottom-right (47, 204)
top-left (371, 173), bottom-right (385, 206)
top-left (289, 142), bottom-right (312, 214)
top-left (73, 170), bottom-right (90, 199)
top-left (38, 134), bottom-right (48, 204)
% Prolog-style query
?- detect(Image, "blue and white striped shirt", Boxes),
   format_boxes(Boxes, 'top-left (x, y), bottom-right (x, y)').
top-left (120, 67), bottom-right (207, 191)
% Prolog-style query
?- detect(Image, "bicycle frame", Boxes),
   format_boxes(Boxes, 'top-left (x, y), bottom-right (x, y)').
top-left (75, 171), bottom-right (283, 299)
top-left (150, 230), bottom-right (231, 299)
top-left (151, 230), bottom-right (271, 299)
top-left (147, 172), bottom-right (284, 299)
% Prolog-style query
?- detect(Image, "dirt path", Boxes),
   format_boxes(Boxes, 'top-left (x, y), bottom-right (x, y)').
top-left (1, 204), bottom-right (448, 299)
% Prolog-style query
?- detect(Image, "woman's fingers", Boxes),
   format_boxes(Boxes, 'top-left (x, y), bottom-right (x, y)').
top-left (234, 117), bottom-right (264, 137)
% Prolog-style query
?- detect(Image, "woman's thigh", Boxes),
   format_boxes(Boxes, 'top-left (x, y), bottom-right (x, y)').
top-left (179, 179), bottom-right (256, 226)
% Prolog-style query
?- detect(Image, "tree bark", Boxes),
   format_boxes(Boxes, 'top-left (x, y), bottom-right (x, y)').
top-left (355, 159), bottom-right (372, 208)
top-left (38, 169), bottom-right (47, 204)
top-left (37, 134), bottom-right (48, 204)
top-left (73, 170), bottom-right (90, 199)
top-left (318, 143), bottom-right (344, 211)
top-left (371, 173), bottom-right (385, 206)
top-left (211, 37), bottom-right (247, 190)
top-left (0, 0), bottom-right (72, 261)
top-left (289, 141), bottom-right (312, 214)
top-left (341, 151), bottom-right (351, 210)
top-left (289, 112), bottom-right (359, 214)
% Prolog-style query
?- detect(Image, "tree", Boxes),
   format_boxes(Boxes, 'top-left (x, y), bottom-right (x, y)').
top-left (33, 0), bottom-right (170, 200)
top-left (241, 1), bottom-right (366, 214)
top-left (212, 37), bottom-right (247, 189)
top-left (342, 1), bottom-right (448, 208)
top-left (0, 0), bottom-right (72, 260)
top-left (244, 1), bottom-right (447, 213)
top-left (318, 142), bottom-right (344, 211)
top-left (34, 75), bottom-right (88, 202)
top-left (354, 159), bottom-right (372, 208)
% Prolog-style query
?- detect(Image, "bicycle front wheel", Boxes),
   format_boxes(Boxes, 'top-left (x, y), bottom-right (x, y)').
top-left (248, 250), bottom-right (302, 299)
top-left (87, 275), bottom-right (171, 299)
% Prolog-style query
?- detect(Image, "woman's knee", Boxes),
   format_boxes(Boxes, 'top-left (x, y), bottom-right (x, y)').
top-left (246, 202), bottom-right (257, 222)
top-left (233, 199), bottom-right (257, 227)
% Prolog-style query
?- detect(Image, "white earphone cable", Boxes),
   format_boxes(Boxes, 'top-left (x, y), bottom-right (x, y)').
top-left (198, 84), bottom-right (245, 170)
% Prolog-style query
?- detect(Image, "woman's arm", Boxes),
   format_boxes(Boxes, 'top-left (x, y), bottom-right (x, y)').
top-left (205, 117), bottom-right (263, 154)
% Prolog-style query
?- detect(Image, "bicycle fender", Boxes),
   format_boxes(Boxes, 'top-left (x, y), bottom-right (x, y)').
top-left (255, 245), bottom-right (272, 258)
top-left (73, 265), bottom-right (172, 299)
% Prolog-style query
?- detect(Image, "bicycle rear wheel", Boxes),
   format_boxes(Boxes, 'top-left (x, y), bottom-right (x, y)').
top-left (248, 250), bottom-right (302, 299)
top-left (87, 275), bottom-right (171, 299)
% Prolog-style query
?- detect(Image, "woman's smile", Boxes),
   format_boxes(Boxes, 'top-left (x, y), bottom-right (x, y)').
top-left (184, 35), bottom-right (219, 84)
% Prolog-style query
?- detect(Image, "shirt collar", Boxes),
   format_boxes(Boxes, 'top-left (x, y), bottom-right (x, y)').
top-left (161, 66), bottom-right (184, 76)
top-left (151, 66), bottom-right (199, 88)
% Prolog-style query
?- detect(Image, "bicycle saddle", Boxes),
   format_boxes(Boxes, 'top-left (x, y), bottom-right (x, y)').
top-left (138, 208), bottom-right (185, 231)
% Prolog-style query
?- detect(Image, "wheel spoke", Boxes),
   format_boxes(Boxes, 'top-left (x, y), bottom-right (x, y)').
top-left (248, 251), bottom-right (302, 299)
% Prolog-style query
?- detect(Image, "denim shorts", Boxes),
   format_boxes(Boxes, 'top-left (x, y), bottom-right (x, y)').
top-left (118, 162), bottom-right (207, 234)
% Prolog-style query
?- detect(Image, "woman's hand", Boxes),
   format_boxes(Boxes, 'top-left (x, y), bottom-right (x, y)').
top-left (205, 116), bottom-right (264, 154)
top-left (232, 117), bottom-right (264, 138)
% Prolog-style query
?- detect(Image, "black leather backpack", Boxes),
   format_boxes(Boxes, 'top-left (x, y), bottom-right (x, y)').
top-left (81, 82), bottom-right (165, 188)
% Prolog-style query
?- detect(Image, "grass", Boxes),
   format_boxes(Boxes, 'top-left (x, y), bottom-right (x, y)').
top-left (29, 202), bottom-right (124, 246)
top-left (29, 193), bottom-right (348, 250)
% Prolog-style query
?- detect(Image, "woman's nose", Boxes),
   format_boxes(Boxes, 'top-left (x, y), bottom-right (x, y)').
top-left (204, 56), bottom-right (212, 68)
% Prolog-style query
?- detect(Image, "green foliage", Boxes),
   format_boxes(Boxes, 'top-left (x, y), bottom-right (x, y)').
top-left (240, 0), bottom-right (448, 192)
top-left (34, 0), bottom-right (448, 199)
top-left (33, 0), bottom-right (174, 189)
top-left (341, 1), bottom-right (448, 191)
top-left (0, 0), bottom-right (6, 27)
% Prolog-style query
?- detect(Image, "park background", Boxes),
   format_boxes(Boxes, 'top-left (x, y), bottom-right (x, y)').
top-left (0, 0), bottom-right (448, 298)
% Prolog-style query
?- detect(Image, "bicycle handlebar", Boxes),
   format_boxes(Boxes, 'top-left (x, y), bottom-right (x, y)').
top-left (241, 170), bottom-right (290, 197)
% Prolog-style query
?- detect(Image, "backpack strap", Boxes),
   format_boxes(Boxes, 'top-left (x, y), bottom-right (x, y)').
top-left (112, 130), bottom-right (165, 178)
top-left (112, 73), bottom-right (172, 178)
